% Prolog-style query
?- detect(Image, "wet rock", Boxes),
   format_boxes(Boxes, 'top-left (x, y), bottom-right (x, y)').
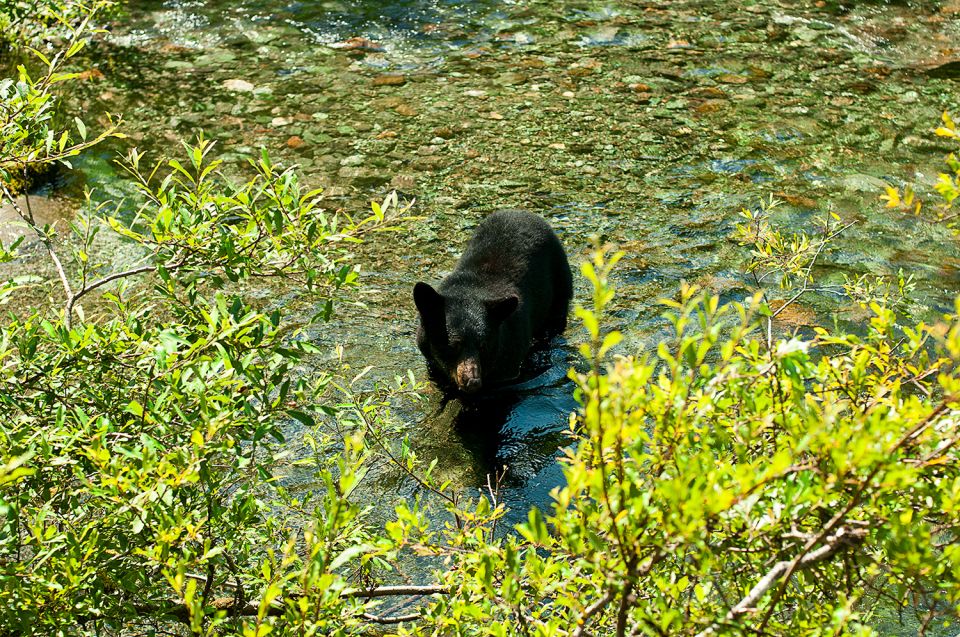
top-left (792, 25), bottom-right (821, 42)
top-left (688, 86), bottom-right (726, 98)
top-left (770, 300), bottom-right (817, 327)
top-left (196, 51), bottom-right (236, 66)
top-left (391, 174), bottom-right (416, 190)
top-left (223, 78), bottom-right (255, 92)
top-left (0, 194), bottom-right (71, 246)
top-left (519, 57), bottom-right (547, 69)
top-left (842, 174), bottom-right (887, 193)
top-left (303, 131), bottom-right (333, 145)
top-left (497, 72), bottom-right (528, 86)
top-left (512, 32), bottom-right (536, 45)
top-left (325, 186), bottom-right (349, 197)
top-left (411, 156), bottom-right (444, 170)
top-left (378, 97), bottom-right (403, 110)
top-left (694, 99), bottom-right (725, 114)
top-left (373, 74), bottom-right (407, 86)
top-left (718, 74), bottom-right (749, 84)
top-left (337, 166), bottom-right (389, 187)
top-left (245, 29), bottom-right (279, 44)
top-left (899, 91), bottom-right (919, 104)
top-left (581, 25), bottom-right (619, 45)
top-left (159, 42), bottom-right (192, 54)
top-left (340, 154), bottom-right (365, 167)
top-left (567, 66), bottom-right (597, 78)
top-left (775, 192), bottom-right (817, 209)
top-left (271, 116), bottom-right (292, 127)
top-left (328, 37), bottom-right (384, 52)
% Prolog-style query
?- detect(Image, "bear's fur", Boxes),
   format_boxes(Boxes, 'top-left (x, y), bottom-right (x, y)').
top-left (413, 210), bottom-right (573, 394)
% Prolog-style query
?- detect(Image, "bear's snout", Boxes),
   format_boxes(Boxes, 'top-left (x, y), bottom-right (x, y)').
top-left (456, 358), bottom-right (482, 394)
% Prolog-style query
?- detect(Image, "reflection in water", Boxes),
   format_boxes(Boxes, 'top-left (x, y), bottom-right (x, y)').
top-left (429, 343), bottom-right (579, 529)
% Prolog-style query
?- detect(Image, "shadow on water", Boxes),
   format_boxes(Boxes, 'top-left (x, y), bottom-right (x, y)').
top-left (427, 341), bottom-right (579, 529)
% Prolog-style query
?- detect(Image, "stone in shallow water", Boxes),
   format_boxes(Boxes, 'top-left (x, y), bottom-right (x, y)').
top-left (373, 74), bottom-right (407, 86)
top-left (0, 194), bottom-right (71, 246)
top-left (337, 166), bottom-right (390, 186)
top-left (196, 50), bottom-right (236, 66)
top-left (340, 154), bottom-right (365, 167)
top-left (391, 174), bottom-right (416, 190)
top-left (842, 173), bottom-right (888, 193)
top-left (223, 78), bottom-right (255, 92)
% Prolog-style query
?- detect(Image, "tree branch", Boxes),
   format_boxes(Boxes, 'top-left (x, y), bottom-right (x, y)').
top-left (694, 525), bottom-right (868, 637)
top-left (135, 584), bottom-right (449, 624)
top-left (571, 589), bottom-right (616, 637)
top-left (361, 611), bottom-right (422, 624)
top-left (2, 183), bottom-right (74, 306)
top-left (343, 585), bottom-right (449, 598)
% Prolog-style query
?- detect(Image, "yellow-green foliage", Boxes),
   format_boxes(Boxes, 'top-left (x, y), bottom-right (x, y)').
top-left (384, 250), bottom-right (960, 636)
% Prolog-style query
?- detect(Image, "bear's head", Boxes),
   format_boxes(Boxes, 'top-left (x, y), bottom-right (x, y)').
top-left (413, 282), bottom-right (518, 394)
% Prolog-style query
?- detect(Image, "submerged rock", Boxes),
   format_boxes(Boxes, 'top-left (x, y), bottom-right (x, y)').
top-left (842, 174), bottom-right (888, 193)
top-left (373, 74), bottom-right (407, 86)
top-left (0, 194), bottom-right (72, 247)
top-left (223, 78), bottom-right (255, 92)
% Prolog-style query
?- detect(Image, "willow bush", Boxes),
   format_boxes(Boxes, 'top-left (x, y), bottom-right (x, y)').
top-left (2, 2), bottom-right (960, 636)
top-left (397, 254), bottom-right (960, 636)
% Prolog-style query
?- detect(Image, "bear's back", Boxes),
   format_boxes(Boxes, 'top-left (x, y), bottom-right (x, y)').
top-left (451, 210), bottom-right (565, 289)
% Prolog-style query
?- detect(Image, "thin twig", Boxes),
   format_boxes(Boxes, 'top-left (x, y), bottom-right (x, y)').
top-left (361, 611), bottom-right (421, 624)
top-left (343, 585), bottom-right (449, 598)
top-left (693, 526), bottom-right (867, 637)
top-left (571, 589), bottom-right (616, 637)
top-left (1, 182), bottom-right (74, 311)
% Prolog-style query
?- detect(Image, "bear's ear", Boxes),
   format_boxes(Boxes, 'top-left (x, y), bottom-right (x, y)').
top-left (486, 295), bottom-right (519, 324)
top-left (414, 282), bottom-right (445, 327)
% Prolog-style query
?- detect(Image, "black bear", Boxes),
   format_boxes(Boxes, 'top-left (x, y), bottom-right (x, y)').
top-left (413, 210), bottom-right (573, 395)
